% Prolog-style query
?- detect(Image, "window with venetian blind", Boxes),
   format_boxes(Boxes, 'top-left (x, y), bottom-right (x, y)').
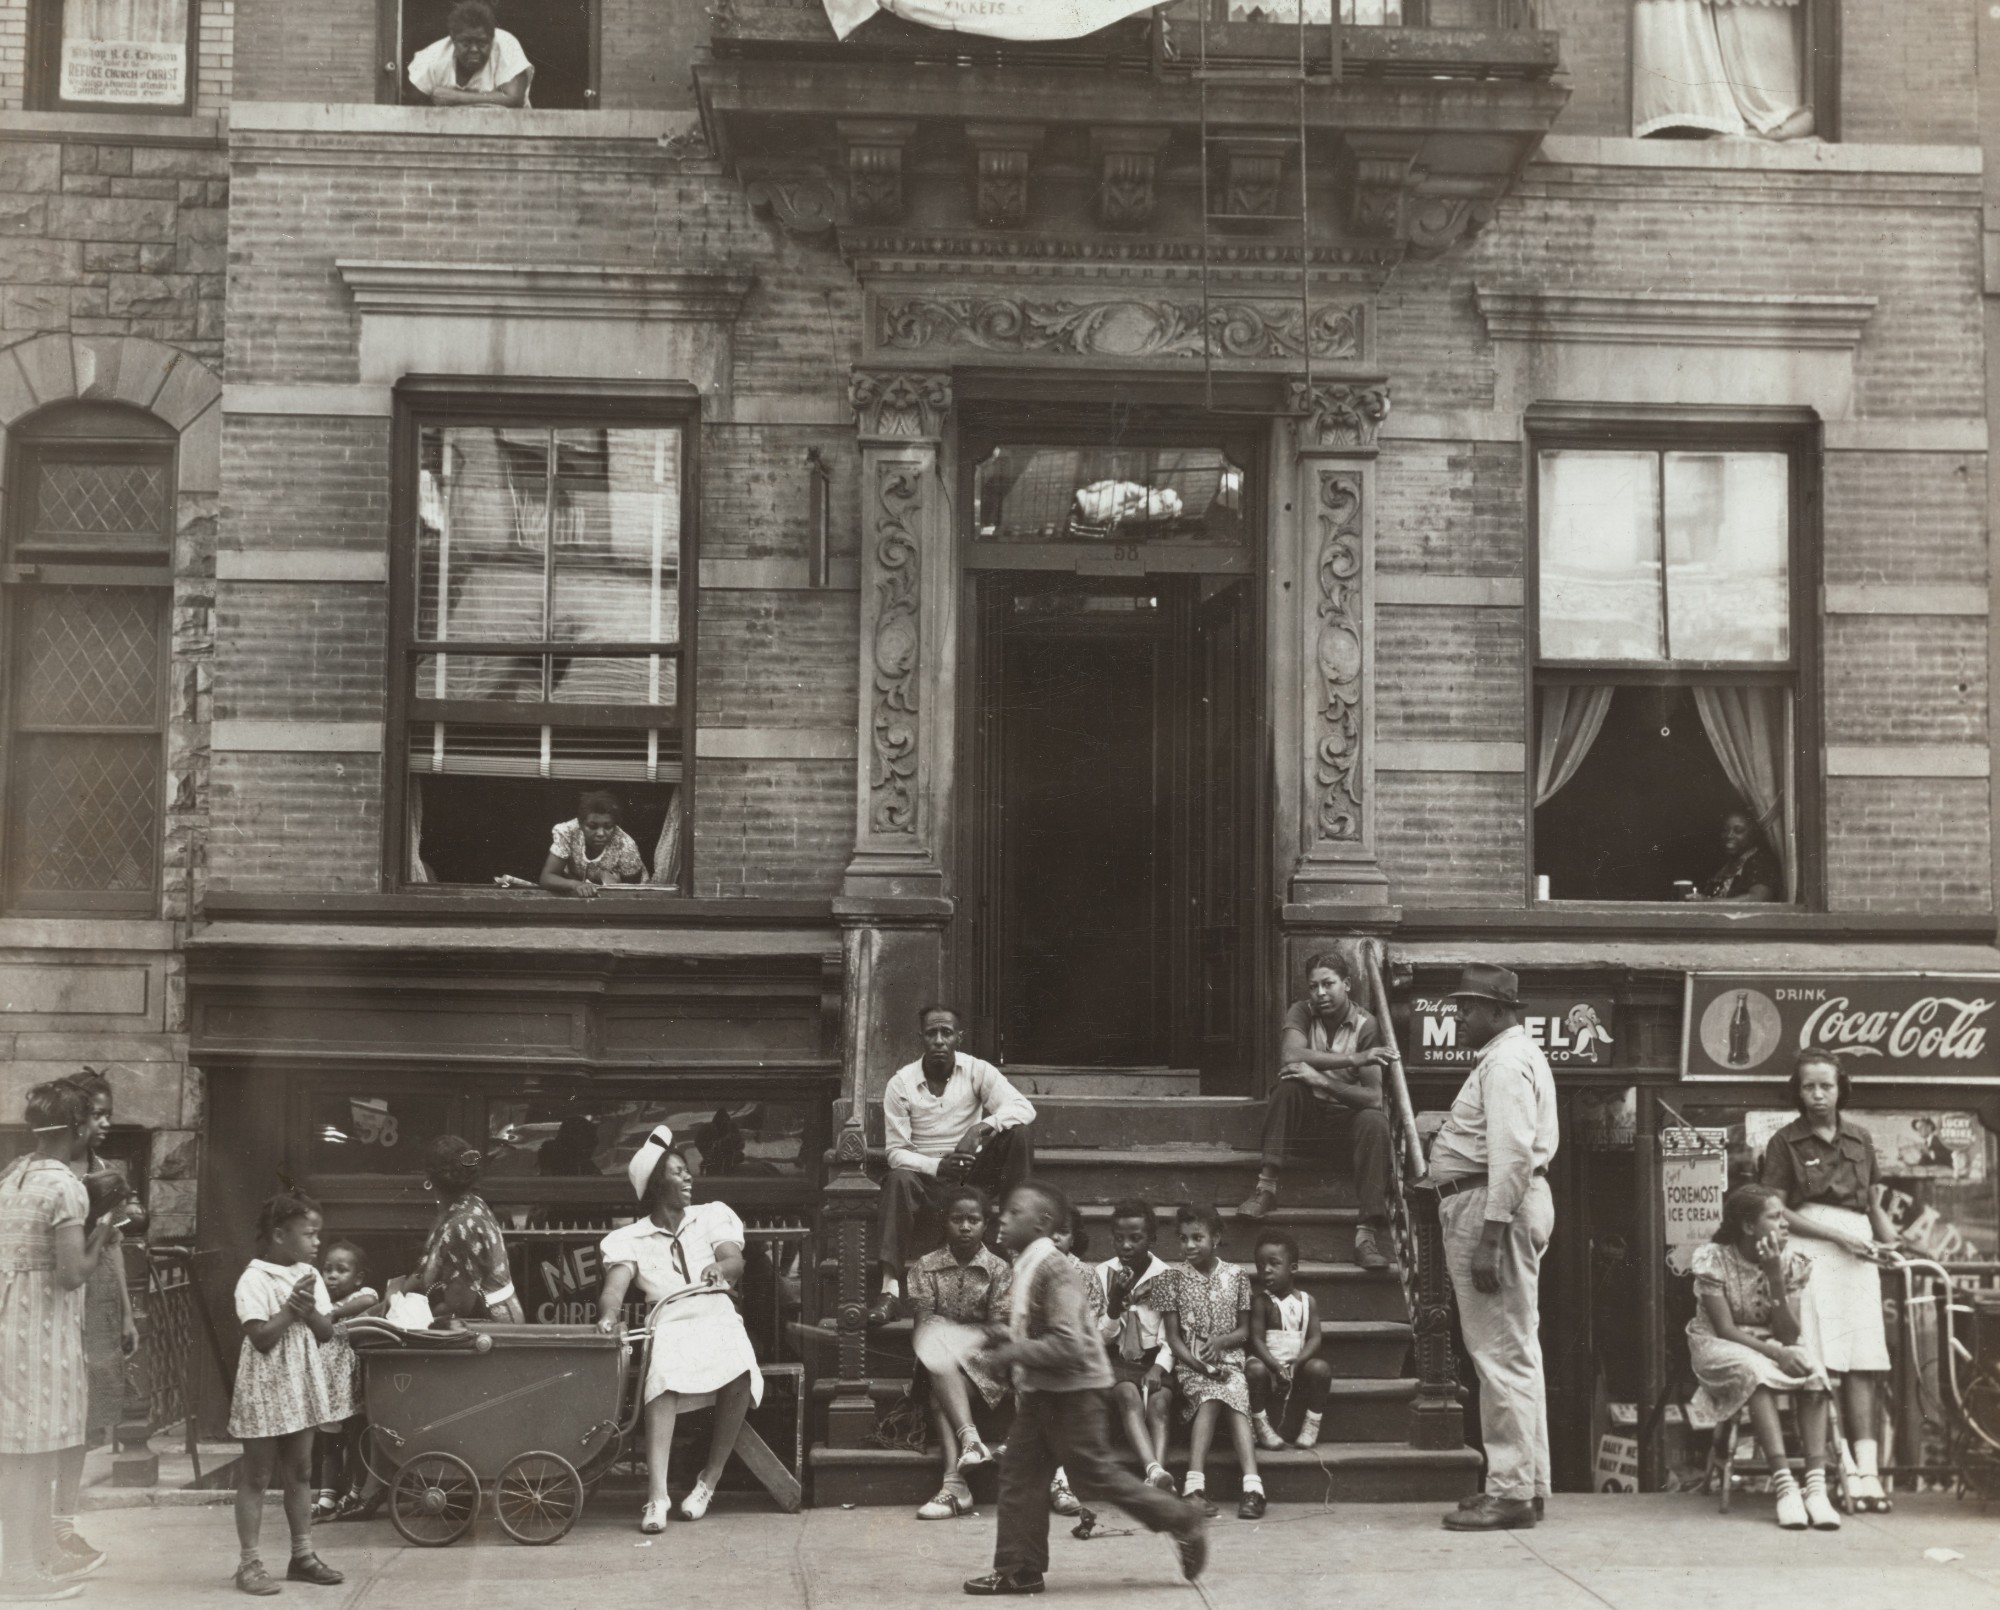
top-left (3, 405), bottom-right (173, 913)
top-left (392, 387), bottom-right (695, 894)
top-left (1529, 419), bottom-right (1816, 906)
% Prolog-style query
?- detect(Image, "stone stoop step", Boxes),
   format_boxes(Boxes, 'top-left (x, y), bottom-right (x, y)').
top-left (807, 1442), bottom-right (1482, 1509)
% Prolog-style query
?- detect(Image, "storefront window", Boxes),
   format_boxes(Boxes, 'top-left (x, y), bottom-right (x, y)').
top-left (484, 1100), bottom-right (809, 1183)
top-left (1531, 433), bottom-right (1806, 905)
top-left (311, 1092), bottom-right (454, 1176)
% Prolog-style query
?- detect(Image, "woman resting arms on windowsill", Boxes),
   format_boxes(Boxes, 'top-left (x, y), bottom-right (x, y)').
top-left (539, 790), bottom-right (647, 899)
top-left (1684, 808), bottom-right (1781, 903)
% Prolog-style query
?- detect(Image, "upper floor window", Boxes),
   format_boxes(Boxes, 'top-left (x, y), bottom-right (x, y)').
top-left (392, 386), bottom-right (695, 895)
top-left (1530, 424), bottom-right (1816, 906)
top-left (1633, 0), bottom-right (1830, 142)
top-left (28, 0), bottom-right (198, 113)
top-left (3, 405), bottom-right (174, 913)
top-left (389, 0), bottom-right (595, 110)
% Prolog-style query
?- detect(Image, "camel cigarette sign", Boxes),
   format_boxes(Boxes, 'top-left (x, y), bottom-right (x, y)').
top-left (1682, 973), bottom-right (2000, 1083)
top-left (1407, 994), bottom-right (1616, 1070)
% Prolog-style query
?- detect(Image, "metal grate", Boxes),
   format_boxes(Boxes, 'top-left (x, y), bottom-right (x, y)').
top-left (136, 1258), bottom-right (198, 1435)
top-left (14, 734), bottom-right (160, 894)
top-left (17, 589), bottom-right (162, 729)
top-left (32, 461), bottom-right (170, 545)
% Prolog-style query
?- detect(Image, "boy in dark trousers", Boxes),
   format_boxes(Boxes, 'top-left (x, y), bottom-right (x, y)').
top-left (966, 1182), bottom-right (1208, 1597)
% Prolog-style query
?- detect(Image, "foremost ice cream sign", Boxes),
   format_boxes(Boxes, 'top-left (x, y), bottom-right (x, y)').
top-left (1683, 973), bottom-right (2000, 1083)
top-left (1408, 995), bottom-right (1616, 1069)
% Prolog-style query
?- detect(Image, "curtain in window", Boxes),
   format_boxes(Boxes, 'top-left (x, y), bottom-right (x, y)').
top-left (1692, 685), bottom-right (1795, 900)
top-left (59, 0), bottom-right (188, 105)
top-left (1534, 684), bottom-right (1615, 807)
top-left (1633, 0), bottom-right (1746, 138)
top-left (407, 779), bottom-right (434, 884)
top-left (1711, 0), bottom-right (1808, 138)
top-left (649, 788), bottom-right (684, 888)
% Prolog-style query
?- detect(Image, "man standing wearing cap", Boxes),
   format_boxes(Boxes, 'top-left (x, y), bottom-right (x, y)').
top-left (1430, 963), bottom-right (1559, 1532)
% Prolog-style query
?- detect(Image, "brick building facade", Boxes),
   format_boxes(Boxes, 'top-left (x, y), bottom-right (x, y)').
top-left (3, 0), bottom-right (1998, 1495)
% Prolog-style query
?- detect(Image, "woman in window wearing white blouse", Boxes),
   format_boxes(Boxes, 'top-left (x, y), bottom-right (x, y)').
top-left (597, 1128), bottom-right (762, 1531)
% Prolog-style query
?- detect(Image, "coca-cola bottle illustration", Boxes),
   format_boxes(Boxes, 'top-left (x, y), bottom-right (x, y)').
top-left (1727, 992), bottom-right (1752, 1066)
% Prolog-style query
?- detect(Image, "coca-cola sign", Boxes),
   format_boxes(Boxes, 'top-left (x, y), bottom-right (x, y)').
top-left (1683, 973), bottom-right (2000, 1083)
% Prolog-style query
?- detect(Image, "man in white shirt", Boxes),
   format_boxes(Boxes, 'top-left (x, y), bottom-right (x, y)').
top-left (1429, 964), bottom-right (1560, 1533)
top-left (871, 1004), bottom-right (1037, 1325)
top-left (407, 0), bottom-right (533, 107)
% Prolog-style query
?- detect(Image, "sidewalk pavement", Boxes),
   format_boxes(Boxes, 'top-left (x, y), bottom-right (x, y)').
top-left (42, 1490), bottom-right (2000, 1610)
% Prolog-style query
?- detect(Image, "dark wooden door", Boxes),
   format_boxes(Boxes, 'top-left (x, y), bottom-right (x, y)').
top-left (1183, 578), bottom-right (1255, 1084)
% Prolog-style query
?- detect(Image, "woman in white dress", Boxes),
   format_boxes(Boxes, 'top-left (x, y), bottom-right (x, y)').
top-left (597, 1127), bottom-right (761, 1531)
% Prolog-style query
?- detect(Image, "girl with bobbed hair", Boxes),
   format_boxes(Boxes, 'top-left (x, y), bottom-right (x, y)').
top-left (1759, 1049), bottom-right (1899, 1511)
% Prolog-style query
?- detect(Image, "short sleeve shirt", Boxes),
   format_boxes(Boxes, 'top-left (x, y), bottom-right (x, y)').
top-left (421, 1194), bottom-right (515, 1302)
top-left (0, 1159), bottom-right (87, 1272)
top-left (549, 820), bottom-right (647, 883)
top-left (1281, 999), bottom-right (1382, 1064)
top-left (599, 1201), bottom-right (746, 1305)
top-left (1688, 1242), bottom-right (1811, 1335)
top-left (408, 29), bottom-right (534, 98)
top-left (907, 1243), bottom-right (1012, 1326)
top-left (1761, 1116), bottom-right (1878, 1212)
top-left (235, 1259), bottom-right (331, 1325)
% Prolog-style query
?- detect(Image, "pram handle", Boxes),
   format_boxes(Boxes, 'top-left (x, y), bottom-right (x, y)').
top-left (344, 1317), bottom-right (493, 1353)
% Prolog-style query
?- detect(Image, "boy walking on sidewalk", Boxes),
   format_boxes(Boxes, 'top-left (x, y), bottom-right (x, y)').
top-left (965, 1183), bottom-right (1208, 1597)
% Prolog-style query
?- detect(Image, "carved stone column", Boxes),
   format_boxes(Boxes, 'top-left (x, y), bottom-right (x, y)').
top-left (844, 367), bottom-right (954, 903)
top-left (1284, 379), bottom-right (1393, 912)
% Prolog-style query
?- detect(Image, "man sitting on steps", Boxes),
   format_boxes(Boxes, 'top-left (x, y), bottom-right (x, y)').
top-left (871, 1005), bottom-right (1038, 1326)
top-left (1237, 949), bottom-right (1395, 1272)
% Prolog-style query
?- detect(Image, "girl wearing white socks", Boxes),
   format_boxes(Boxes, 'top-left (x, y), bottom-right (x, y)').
top-left (1686, 1183), bottom-right (1839, 1530)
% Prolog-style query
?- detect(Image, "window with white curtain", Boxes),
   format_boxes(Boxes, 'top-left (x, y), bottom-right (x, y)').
top-left (393, 396), bottom-right (695, 894)
top-left (1531, 436), bottom-right (1807, 906)
top-left (31, 0), bottom-right (197, 112)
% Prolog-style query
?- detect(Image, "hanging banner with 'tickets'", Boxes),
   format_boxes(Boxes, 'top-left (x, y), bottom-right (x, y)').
top-left (1682, 972), bottom-right (2000, 1083)
top-left (822, 0), bottom-right (1160, 42)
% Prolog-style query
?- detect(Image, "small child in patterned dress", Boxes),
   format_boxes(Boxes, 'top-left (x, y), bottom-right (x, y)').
top-left (1163, 1203), bottom-right (1264, 1519)
top-left (229, 1192), bottom-right (345, 1596)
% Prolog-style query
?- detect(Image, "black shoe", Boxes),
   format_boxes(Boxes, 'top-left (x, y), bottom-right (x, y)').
top-left (1442, 1495), bottom-right (1536, 1531)
top-left (286, 1554), bottom-right (346, 1586)
top-left (1183, 1489), bottom-right (1219, 1518)
top-left (1175, 1516), bottom-right (1209, 1582)
top-left (962, 1571), bottom-right (1045, 1596)
top-left (1237, 1488), bottom-right (1267, 1520)
top-left (868, 1291), bottom-right (902, 1327)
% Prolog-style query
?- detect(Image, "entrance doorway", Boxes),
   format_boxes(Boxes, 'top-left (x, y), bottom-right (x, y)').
top-left (962, 572), bottom-right (1260, 1084)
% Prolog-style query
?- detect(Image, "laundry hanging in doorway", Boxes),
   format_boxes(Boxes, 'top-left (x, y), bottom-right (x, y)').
top-left (821, 0), bottom-right (1158, 41)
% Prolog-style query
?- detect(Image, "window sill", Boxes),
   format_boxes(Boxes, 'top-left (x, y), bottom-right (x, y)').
top-left (0, 110), bottom-right (224, 146)
top-left (199, 891), bottom-right (836, 926)
top-left (0, 916), bottom-right (176, 950)
top-left (227, 103), bottom-right (702, 145)
top-left (1536, 135), bottom-right (1980, 178)
top-left (1400, 906), bottom-right (1997, 941)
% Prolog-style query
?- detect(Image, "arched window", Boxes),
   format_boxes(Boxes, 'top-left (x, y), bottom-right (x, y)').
top-left (3, 404), bottom-right (175, 913)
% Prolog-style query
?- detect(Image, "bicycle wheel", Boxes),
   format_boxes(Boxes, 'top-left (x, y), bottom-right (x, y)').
top-left (389, 1452), bottom-right (480, 1547)
top-left (494, 1451), bottom-right (584, 1545)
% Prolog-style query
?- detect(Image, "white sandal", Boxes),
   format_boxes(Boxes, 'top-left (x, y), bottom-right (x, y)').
top-left (677, 1478), bottom-right (715, 1521)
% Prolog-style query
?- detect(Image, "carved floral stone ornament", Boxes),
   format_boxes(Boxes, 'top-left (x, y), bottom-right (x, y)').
top-left (848, 369), bottom-right (953, 440)
top-left (868, 463), bottom-right (923, 838)
top-left (876, 295), bottom-right (1360, 363)
top-left (1314, 470), bottom-right (1365, 844)
top-left (1289, 379), bottom-right (1391, 449)
top-left (745, 174), bottom-right (839, 238)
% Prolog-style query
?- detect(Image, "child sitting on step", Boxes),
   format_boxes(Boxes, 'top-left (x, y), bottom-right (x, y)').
top-left (1093, 1198), bottom-right (1177, 1492)
top-left (1164, 1203), bottom-right (1264, 1520)
top-left (909, 1184), bottom-right (1012, 1522)
top-left (1247, 1230), bottom-right (1332, 1451)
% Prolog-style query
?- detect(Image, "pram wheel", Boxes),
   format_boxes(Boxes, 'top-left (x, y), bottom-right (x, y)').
top-left (390, 1452), bottom-right (480, 1547)
top-left (495, 1452), bottom-right (584, 1545)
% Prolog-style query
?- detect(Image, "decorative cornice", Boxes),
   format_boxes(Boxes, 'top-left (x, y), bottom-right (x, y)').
top-left (1290, 378), bottom-right (1392, 449)
top-left (849, 369), bottom-right (953, 441)
top-left (874, 293), bottom-right (1362, 366)
top-left (745, 173), bottom-right (839, 238)
top-left (839, 231), bottom-right (1400, 290)
top-left (1474, 288), bottom-right (1879, 349)
top-left (335, 262), bottom-right (757, 322)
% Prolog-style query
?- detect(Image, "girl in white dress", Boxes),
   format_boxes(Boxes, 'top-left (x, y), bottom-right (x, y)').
top-left (228, 1192), bottom-right (344, 1595)
top-left (597, 1127), bottom-right (762, 1531)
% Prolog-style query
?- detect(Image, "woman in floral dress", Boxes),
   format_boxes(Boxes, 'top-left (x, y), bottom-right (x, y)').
top-left (0, 1080), bottom-right (120, 1601)
top-left (1162, 1204), bottom-right (1264, 1520)
top-left (407, 1136), bottom-right (523, 1323)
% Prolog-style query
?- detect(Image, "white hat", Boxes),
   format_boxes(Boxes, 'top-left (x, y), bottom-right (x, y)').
top-left (626, 1124), bottom-right (675, 1202)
